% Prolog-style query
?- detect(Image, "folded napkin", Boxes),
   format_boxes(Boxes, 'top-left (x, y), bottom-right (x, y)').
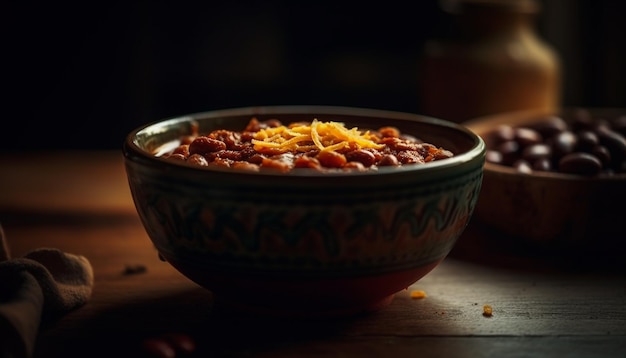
top-left (0, 225), bottom-right (94, 358)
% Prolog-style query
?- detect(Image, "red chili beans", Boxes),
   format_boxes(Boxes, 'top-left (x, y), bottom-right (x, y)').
top-left (158, 118), bottom-right (454, 173)
top-left (484, 109), bottom-right (626, 176)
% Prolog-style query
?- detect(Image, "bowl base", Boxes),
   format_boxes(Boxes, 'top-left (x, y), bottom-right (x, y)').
top-left (162, 255), bottom-right (444, 318)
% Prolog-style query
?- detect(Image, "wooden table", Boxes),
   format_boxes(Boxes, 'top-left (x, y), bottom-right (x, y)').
top-left (1, 151), bottom-right (625, 358)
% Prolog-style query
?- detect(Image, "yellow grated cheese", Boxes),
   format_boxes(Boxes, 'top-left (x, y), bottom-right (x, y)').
top-left (483, 304), bottom-right (493, 317)
top-left (410, 290), bottom-right (427, 299)
top-left (251, 119), bottom-right (385, 153)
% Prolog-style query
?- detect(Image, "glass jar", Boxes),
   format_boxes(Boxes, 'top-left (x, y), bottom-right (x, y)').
top-left (418, 0), bottom-right (561, 123)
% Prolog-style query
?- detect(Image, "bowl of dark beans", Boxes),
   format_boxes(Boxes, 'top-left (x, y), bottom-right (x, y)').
top-left (464, 107), bottom-right (626, 264)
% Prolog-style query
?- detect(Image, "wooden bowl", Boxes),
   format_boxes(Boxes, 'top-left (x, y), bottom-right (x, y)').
top-left (464, 107), bottom-right (626, 261)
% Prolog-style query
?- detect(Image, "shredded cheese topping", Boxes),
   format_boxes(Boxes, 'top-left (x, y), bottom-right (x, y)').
top-left (251, 119), bottom-right (385, 153)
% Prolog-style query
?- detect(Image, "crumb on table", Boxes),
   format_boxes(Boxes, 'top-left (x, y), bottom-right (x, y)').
top-left (483, 304), bottom-right (493, 317)
top-left (123, 264), bottom-right (147, 275)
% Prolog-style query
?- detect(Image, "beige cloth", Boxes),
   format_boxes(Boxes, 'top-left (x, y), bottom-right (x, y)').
top-left (0, 226), bottom-right (94, 358)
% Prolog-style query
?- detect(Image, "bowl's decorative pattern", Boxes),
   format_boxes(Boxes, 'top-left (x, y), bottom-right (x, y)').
top-left (126, 163), bottom-right (483, 278)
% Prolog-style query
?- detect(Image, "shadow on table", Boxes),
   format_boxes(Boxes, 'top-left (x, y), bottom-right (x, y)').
top-left (450, 219), bottom-right (626, 274)
top-left (34, 285), bottom-right (376, 357)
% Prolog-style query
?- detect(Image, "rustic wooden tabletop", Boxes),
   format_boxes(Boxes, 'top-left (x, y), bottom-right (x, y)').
top-left (1, 151), bottom-right (624, 358)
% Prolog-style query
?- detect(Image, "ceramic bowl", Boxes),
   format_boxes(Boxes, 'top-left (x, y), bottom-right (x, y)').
top-left (464, 107), bottom-right (626, 261)
top-left (123, 105), bottom-right (485, 317)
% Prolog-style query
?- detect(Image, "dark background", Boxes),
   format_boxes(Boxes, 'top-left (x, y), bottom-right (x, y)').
top-left (3, 0), bottom-right (625, 151)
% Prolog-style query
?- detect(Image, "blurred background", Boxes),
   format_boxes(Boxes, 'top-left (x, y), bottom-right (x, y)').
top-left (3, 0), bottom-right (625, 151)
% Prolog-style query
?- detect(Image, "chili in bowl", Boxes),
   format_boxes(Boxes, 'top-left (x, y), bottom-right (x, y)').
top-left (123, 105), bottom-right (486, 317)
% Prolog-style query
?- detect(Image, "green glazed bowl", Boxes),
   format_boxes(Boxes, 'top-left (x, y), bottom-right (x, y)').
top-left (123, 105), bottom-right (485, 317)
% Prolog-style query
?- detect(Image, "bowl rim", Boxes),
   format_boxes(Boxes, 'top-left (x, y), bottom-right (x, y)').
top-left (463, 107), bottom-right (626, 181)
top-left (124, 105), bottom-right (486, 177)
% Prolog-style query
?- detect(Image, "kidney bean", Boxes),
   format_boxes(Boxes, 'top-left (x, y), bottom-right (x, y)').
top-left (379, 154), bottom-right (400, 166)
top-left (261, 156), bottom-right (292, 172)
top-left (549, 131), bottom-right (577, 159)
top-left (485, 150), bottom-right (503, 165)
top-left (514, 127), bottom-right (542, 146)
top-left (596, 127), bottom-right (626, 164)
top-left (496, 140), bottom-right (520, 165)
top-left (345, 149), bottom-right (377, 167)
top-left (172, 144), bottom-right (190, 157)
top-left (528, 115), bottom-right (568, 137)
top-left (522, 143), bottom-right (551, 163)
top-left (491, 125), bottom-right (516, 144)
top-left (189, 136), bottom-right (227, 155)
top-left (575, 130), bottom-right (599, 152)
top-left (209, 157), bottom-right (231, 168)
top-left (244, 153), bottom-right (263, 164)
top-left (344, 161), bottom-right (367, 171)
top-left (559, 153), bottom-right (603, 175)
top-left (294, 155), bottom-right (322, 169)
top-left (187, 154), bottom-right (208, 166)
top-left (364, 148), bottom-right (384, 162)
top-left (317, 150), bottom-right (348, 168)
top-left (591, 145), bottom-right (611, 167)
top-left (378, 126), bottom-right (401, 138)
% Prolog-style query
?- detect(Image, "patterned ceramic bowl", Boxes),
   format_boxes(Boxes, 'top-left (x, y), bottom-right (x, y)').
top-left (123, 105), bottom-right (485, 317)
